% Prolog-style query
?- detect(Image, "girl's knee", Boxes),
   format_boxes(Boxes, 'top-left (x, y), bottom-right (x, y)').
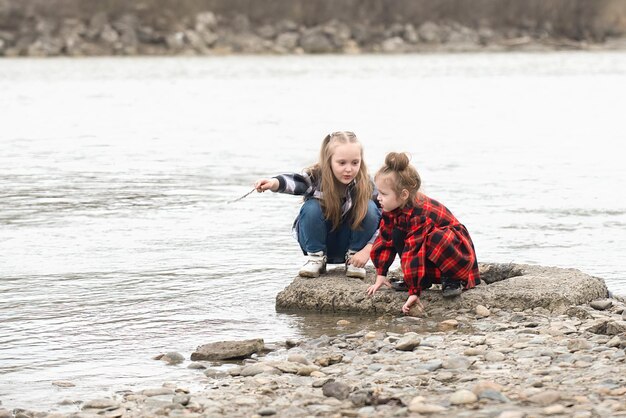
top-left (299, 199), bottom-right (325, 220)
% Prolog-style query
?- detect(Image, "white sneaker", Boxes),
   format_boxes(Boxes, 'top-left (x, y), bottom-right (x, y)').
top-left (345, 250), bottom-right (366, 279)
top-left (298, 251), bottom-right (327, 278)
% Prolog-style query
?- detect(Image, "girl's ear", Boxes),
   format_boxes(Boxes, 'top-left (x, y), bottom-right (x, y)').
top-left (400, 189), bottom-right (410, 202)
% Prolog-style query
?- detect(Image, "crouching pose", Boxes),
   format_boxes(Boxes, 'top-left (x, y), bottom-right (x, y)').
top-left (367, 152), bottom-right (480, 314)
top-left (255, 131), bottom-right (381, 279)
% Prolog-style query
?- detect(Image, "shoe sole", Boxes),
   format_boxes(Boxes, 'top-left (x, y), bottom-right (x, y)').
top-left (299, 266), bottom-right (326, 278)
top-left (442, 288), bottom-right (462, 298)
top-left (346, 272), bottom-right (366, 279)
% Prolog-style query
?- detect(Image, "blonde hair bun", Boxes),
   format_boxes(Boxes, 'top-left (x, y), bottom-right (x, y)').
top-left (384, 152), bottom-right (410, 171)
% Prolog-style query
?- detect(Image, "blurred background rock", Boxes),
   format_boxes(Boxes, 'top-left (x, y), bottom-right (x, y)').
top-left (1, 0), bottom-right (626, 56)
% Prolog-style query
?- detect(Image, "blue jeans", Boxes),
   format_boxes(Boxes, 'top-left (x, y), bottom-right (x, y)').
top-left (296, 199), bottom-right (381, 264)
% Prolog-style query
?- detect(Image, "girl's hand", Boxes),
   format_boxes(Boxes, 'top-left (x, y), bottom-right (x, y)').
top-left (366, 275), bottom-right (391, 296)
top-left (402, 295), bottom-right (424, 315)
top-left (347, 246), bottom-right (370, 268)
top-left (254, 178), bottom-right (279, 192)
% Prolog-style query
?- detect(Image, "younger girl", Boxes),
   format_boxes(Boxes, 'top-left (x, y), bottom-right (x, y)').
top-left (366, 152), bottom-right (480, 314)
top-left (255, 131), bottom-right (381, 279)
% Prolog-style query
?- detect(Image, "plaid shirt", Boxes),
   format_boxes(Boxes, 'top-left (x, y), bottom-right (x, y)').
top-left (274, 171), bottom-right (379, 243)
top-left (371, 195), bottom-right (479, 296)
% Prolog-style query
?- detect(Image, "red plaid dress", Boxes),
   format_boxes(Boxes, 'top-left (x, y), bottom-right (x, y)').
top-left (371, 195), bottom-right (480, 296)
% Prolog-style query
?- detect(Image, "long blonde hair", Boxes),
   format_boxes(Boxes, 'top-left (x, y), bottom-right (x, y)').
top-left (307, 131), bottom-right (372, 230)
top-left (375, 152), bottom-right (421, 208)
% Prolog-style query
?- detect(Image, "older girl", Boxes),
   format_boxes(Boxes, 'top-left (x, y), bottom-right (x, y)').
top-left (367, 152), bottom-right (480, 314)
top-left (255, 131), bottom-right (381, 278)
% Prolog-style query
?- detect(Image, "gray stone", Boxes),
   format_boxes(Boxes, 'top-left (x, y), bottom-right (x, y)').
top-left (442, 356), bottom-right (473, 370)
top-left (567, 339), bottom-right (592, 352)
top-left (161, 351), bottom-right (184, 365)
top-left (240, 363), bottom-right (279, 377)
top-left (275, 32), bottom-right (299, 50)
top-left (450, 389), bottom-right (478, 404)
top-left (287, 354), bottom-right (310, 364)
top-left (322, 380), bottom-right (351, 400)
top-left (496, 412), bottom-right (526, 418)
top-left (258, 407), bottom-right (277, 416)
top-left (418, 21), bottom-right (444, 43)
top-left (187, 362), bottom-right (206, 369)
top-left (527, 390), bottom-right (561, 405)
top-left (395, 333), bottom-right (421, 351)
top-left (172, 395), bottom-right (190, 405)
top-left (195, 12), bottom-right (217, 32)
top-left (408, 399), bottom-right (447, 413)
top-left (275, 263), bottom-right (607, 315)
top-left (300, 28), bottom-right (335, 53)
top-left (478, 389), bottom-right (510, 403)
top-left (590, 299), bottom-right (613, 310)
top-left (142, 387), bottom-right (174, 397)
top-left (606, 320), bottom-right (626, 335)
top-left (191, 338), bottom-right (264, 361)
top-left (381, 36), bottom-right (405, 53)
top-left (82, 398), bottom-right (119, 409)
top-left (566, 306), bottom-right (594, 319)
top-left (204, 368), bottom-right (229, 378)
top-left (417, 359), bottom-right (443, 372)
top-left (607, 336), bottom-right (622, 347)
top-left (475, 305), bottom-right (491, 317)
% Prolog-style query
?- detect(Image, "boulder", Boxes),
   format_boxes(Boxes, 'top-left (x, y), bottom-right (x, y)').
top-left (275, 263), bottom-right (608, 315)
top-left (191, 338), bottom-right (264, 361)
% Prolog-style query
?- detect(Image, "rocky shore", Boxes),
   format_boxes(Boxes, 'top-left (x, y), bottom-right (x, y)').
top-left (2, 264), bottom-right (625, 418)
top-left (2, 10), bottom-right (626, 58)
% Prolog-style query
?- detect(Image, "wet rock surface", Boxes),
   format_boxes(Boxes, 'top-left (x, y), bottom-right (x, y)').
top-left (276, 262), bottom-right (609, 315)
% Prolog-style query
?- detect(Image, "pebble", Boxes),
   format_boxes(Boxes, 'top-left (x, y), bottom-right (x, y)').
top-left (321, 381), bottom-right (350, 400)
top-left (527, 390), bottom-right (561, 406)
top-left (439, 319), bottom-right (459, 331)
top-left (161, 351), bottom-right (185, 365)
top-left (408, 400), bottom-right (447, 413)
top-left (485, 351), bottom-right (506, 362)
top-left (141, 387), bottom-right (175, 397)
top-left (590, 300), bottom-right (613, 311)
top-left (257, 407), bottom-right (277, 416)
top-left (82, 398), bottom-right (119, 409)
top-left (395, 333), bottom-right (421, 351)
top-left (475, 305), bottom-right (491, 317)
top-left (543, 404), bottom-right (567, 415)
top-left (497, 412), bottom-right (526, 418)
top-left (449, 389), bottom-right (478, 404)
top-left (51, 381), bottom-right (75, 388)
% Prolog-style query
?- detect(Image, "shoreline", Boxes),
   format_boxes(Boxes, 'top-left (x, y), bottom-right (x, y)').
top-left (2, 10), bottom-right (626, 58)
top-left (3, 295), bottom-right (625, 417)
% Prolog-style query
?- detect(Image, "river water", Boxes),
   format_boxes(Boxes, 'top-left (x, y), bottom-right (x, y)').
top-left (1, 52), bottom-right (625, 411)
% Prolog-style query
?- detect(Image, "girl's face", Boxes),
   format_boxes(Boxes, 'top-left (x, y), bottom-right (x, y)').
top-left (375, 175), bottom-right (408, 212)
top-left (330, 142), bottom-right (362, 186)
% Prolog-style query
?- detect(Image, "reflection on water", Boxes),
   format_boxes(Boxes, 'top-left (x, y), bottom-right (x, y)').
top-left (0, 52), bottom-right (625, 411)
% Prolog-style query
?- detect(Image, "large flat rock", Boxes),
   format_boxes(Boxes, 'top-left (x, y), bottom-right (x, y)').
top-left (275, 263), bottom-right (608, 315)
